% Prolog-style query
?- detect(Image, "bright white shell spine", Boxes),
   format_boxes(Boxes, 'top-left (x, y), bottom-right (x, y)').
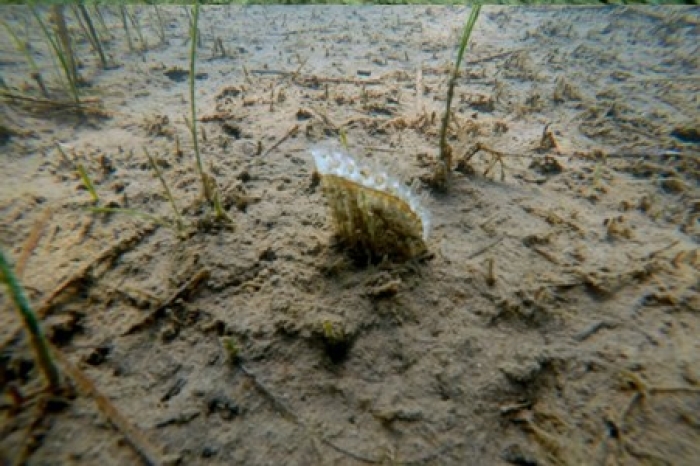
top-left (311, 145), bottom-right (431, 240)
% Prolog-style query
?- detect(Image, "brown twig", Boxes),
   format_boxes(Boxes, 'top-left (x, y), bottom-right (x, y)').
top-left (610, 371), bottom-right (700, 465)
top-left (262, 124), bottom-right (299, 157)
top-left (532, 246), bottom-right (560, 265)
top-left (238, 363), bottom-right (299, 423)
top-left (466, 49), bottom-right (524, 65)
top-left (463, 143), bottom-right (507, 181)
top-left (538, 123), bottom-right (561, 153)
top-left (320, 438), bottom-right (379, 464)
top-left (0, 226), bottom-right (157, 353)
top-left (16, 208), bottom-right (52, 278)
top-left (0, 91), bottom-right (106, 115)
top-left (294, 74), bottom-right (382, 86)
top-left (122, 268), bottom-right (210, 336)
top-left (52, 348), bottom-right (171, 466)
top-left (11, 396), bottom-right (55, 465)
top-left (467, 237), bottom-right (504, 260)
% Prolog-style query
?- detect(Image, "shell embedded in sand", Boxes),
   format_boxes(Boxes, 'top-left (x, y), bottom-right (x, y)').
top-left (311, 144), bottom-right (430, 261)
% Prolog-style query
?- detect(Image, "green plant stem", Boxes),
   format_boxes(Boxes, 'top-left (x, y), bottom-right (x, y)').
top-left (145, 148), bottom-right (184, 230)
top-left (55, 143), bottom-right (99, 203)
top-left (339, 128), bottom-right (349, 150)
top-left (87, 206), bottom-right (174, 230)
top-left (119, 5), bottom-right (134, 52)
top-left (212, 189), bottom-right (234, 225)
top-left (0, 250), bottom-right (61, 392)
top-left (51, 6), bottom-right (79, 95)
top-left (76, 4), bottom-right (107, 69)
top-left (92, 5), bottom-right (112, 42)
top-left (77, 163), bottom-right (100, 204)
top-left (153, 5), bottom-right (167, 44)
top-left (2, 19), bottom-right (39, 74)
top-left (31, 6), bottom-right (80, 104)
top-left (1, 19), bottom-right (49, 97)
top-left (125, 6), bottom-right (146, 52)
top-left (439, 5), bottom-right (480, 168)
top-left (189, 2), bottom-right (209, 202)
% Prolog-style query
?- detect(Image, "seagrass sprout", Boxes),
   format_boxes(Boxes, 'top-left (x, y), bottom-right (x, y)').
top-left (311, 144), bottom-right (430, 261)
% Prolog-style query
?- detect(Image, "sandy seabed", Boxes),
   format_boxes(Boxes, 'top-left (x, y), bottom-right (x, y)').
top-left (1, 5), bottom-right (699, 465)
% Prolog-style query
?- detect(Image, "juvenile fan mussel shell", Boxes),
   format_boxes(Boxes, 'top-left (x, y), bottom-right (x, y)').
top-left (311, 145), bottom-right (430, 261)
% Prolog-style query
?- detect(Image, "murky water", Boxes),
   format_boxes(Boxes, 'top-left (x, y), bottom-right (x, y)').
top-left (1, 6), bottom-right (699, 465)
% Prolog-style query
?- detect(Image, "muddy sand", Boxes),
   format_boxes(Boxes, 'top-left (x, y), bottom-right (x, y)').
top-left (1, 5), bottom-right (699, 465)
